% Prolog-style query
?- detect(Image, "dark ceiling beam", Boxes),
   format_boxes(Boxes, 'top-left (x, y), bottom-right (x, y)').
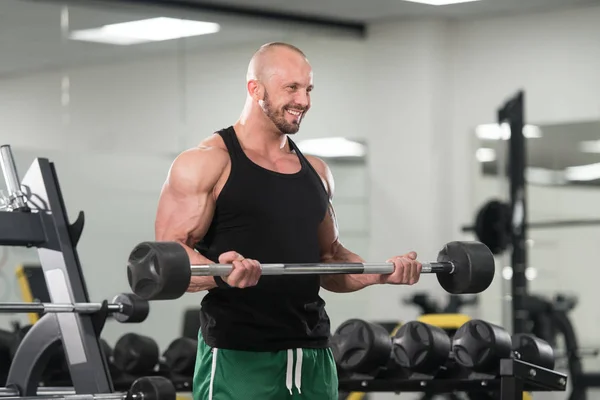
top-left (81, 0), bottom-right (367, 37)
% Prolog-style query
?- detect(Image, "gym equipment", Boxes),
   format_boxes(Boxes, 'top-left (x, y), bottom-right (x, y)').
top-left (0, 293), bottom-right (149, 323)
top-left (162, 337), bottom-right (197, 376)
top-left (334, 318), bottom-right (567, 399)
top-left (452, 319), bottom-right (555, 373)
top-left (15, 264), bottom-right (50, 325)
top-left (392, 321), bottom-right (452, 374)
top-left (462, 199), bottom-right (600, 255)
top-left (403, 292), bottom-right (478, 315)
top-left (332, 319), bottom-right (452, 377)
top-left (512, 333), bottom-right (555, 371)
top-left (0, 145), bottom-right (151, 396)
top-left (0, 145), bottom-right (27, 212)
top-left (127, 240), bottom-right (496, 300)
top-left (113, 333), bottom-right (159, 375)
top-left (332, 319), bottom-right (393, 375)
top-left (0, 376), bottom-right (175, 400)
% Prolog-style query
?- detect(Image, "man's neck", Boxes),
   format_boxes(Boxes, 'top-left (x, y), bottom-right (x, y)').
top-left (235, 110), bottom-right (290, 157)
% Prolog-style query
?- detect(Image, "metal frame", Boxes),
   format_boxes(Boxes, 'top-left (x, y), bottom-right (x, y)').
top-left (337, 358), bottom-right (567, 398)
top-left (0, 154), bottom-right (113, 395)
top-left (497, 90), bottom-right (529, 334)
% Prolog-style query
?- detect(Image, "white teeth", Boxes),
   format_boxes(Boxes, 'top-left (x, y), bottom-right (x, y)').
top-left (287, 109), bottom-right (301, 116)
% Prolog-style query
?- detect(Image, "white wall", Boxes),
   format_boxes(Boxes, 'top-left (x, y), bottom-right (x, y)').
top-left (452, 1), bottom-right (600, 366)
top-left (2, 2), bottom-right (600, 397)
top-left (0, 34), bottom-right (371, 351)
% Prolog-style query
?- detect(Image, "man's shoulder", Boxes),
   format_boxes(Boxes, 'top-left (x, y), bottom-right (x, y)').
top-left (170, 134), bottom-right (230, 175)
top-left (303, 154), bottom-right (334, 197)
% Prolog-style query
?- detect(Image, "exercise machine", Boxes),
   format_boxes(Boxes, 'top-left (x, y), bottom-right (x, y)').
top-left (0, 144), bottom-right (174, 399)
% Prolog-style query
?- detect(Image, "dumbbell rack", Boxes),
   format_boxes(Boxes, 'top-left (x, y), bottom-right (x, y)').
top-left (338, 358), bottom-right (567, 399)
top-left (0, 147), bottom-right (113, 395)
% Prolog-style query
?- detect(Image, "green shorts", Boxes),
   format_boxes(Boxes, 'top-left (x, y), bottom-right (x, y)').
top-left (193, 333), bottom-right (339, 400)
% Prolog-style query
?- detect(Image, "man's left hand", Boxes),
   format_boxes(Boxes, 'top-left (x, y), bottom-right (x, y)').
top-left (378, 252), bottom-right (422, 285)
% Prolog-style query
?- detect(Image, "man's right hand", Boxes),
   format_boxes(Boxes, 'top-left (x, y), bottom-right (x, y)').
top-left (219, 251), bottom-right (262, 288)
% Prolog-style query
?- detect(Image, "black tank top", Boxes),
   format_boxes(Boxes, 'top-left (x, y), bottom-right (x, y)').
top-left (195, 126), bottom-right (332, 351)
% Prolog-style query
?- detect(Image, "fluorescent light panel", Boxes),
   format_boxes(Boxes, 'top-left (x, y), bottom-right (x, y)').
top-left (476, 123), bottom-right (543, 140)
top-left (69, 17), bottom-right (220, 45)
top-left (475, 147), bottom-right (495, 162)
top-left (402, 0), bottom-right (481, 5)
top-left (565, 162), bottom-right (600, 181)
top-left (296, 138), bottom-right (366, 158)
top-left (579, 140), bottom-right (600, 153)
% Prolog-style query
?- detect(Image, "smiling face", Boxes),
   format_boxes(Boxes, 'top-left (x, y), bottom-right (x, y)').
top-left (248, 45), bottom-right (314, 134)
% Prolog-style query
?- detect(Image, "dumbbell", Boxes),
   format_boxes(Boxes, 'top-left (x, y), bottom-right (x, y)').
top-left (331, 319), bottom-right (452, 377)
top-left (113, 333), bottom-right (160, 376)
top-left (127, 241), bottom-right (496, 300)
top-left (452, 319), bottom-right (555, 373)
top-left (162, 337), bottom-right (197, 377)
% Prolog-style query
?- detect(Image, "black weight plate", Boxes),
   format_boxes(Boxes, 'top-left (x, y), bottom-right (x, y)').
top-left (332, 319), bottom-right (392, 374)
top-left (474, 200), bottom-right (511, 255)
top-left (512, 333), bottom-right (555, 370)
top-left (392, 321), bottom-right (451, 374)
top-left (127, 241), bottom-right (191, 300)
top-left (163, 337), bottom-right (197, 376)
top-left (452, 319), bottom-right (512, 373)
top-left (112, 293), bottom-right (150, 323)
top-left (129, 376), bottom-right (176, 400)
top-left (436, 241), bottom-right (495, 294)
top-left (113, 333), bottom-right (159, 375)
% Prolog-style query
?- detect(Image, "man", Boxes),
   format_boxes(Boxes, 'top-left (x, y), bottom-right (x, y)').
top-left (154, 42), bottom-right (422, 400)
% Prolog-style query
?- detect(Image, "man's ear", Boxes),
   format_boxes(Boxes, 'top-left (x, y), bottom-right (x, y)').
top-left (247, 80), bottom-right (263, 101)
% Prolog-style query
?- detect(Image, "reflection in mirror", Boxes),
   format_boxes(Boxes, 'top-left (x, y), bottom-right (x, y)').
top-left (476, 120), bottom-right (600, 187)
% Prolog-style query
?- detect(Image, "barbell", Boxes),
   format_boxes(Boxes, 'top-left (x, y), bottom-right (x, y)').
top-left (0, 293), bottom-right (148, 323)
top-left (0, 376), bottom-right (175, 400)
top-left (126, 241), bottom-right (496, 300)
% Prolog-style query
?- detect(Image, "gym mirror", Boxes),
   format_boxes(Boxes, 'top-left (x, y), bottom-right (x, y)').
top-left (476, 120), bottom-right (600, 188)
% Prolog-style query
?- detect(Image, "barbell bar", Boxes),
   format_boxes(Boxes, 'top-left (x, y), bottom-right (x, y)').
top-left (191, 261), bottom-right (455, 276)
top-left (0, 388), bottom-right (79, 397)
top-left (0, 376), bottom-right (175, 400)
top-left (0, 302), bottom-right (121, 314)
top-left (127, 240), bottom-right (496, 300)
top-left (0, 293), bottom-right (149, 323)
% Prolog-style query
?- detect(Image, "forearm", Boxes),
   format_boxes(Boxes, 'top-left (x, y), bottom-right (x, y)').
top-left (320, 244), bottom-right (379, 293)
top-left (177, 241), bottom-right (219, 292)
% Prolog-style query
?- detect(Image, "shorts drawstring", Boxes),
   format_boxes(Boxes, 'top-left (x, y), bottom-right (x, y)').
top-left (285, 348), bottom-right (303, 395)
top-left (295, 349), bottom-right (303, 394)
top-left (286, 349), bottom-right (294, 394)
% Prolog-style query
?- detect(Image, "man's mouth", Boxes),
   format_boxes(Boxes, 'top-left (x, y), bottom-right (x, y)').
top-left (286, 109), bottom-right (303, 117)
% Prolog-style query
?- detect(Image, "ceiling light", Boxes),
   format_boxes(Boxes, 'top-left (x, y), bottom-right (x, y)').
top-left (475, 147), bottom-right (495, 162)
top-left (579, 140), bottom-right (600, 153)
top-left (565, 162), bottom-right (600, 181)
top-left (296, 138), bottom-right (366, 158)
top-left (475, 123), bottom-right (542, 140)
top-left (401, 0), bottom-right (481, 5)
top-left (525, 267), bottom-right (538, 281)
top-left (69, 17), bottom-right (220, 45)
top-left (525, 167), bottom-right (567, 185)
top-left (502, 266), bottom-right (512, 280)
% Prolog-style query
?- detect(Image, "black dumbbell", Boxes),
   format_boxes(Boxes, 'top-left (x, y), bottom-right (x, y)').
top-left (162, 337), bottom-right (197, 377)
top-left (331, 319), bottom-right (452, 377)
top-left (113, 333), bottom-right (159, 376)
top-left (452, 319), bottom-right (555, 373)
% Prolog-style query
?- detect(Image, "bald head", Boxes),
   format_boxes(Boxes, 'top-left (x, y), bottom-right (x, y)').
top-left (246, 42), bottom-right (310, 83)
top-left (244, 42), bottom-right (313, 135)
